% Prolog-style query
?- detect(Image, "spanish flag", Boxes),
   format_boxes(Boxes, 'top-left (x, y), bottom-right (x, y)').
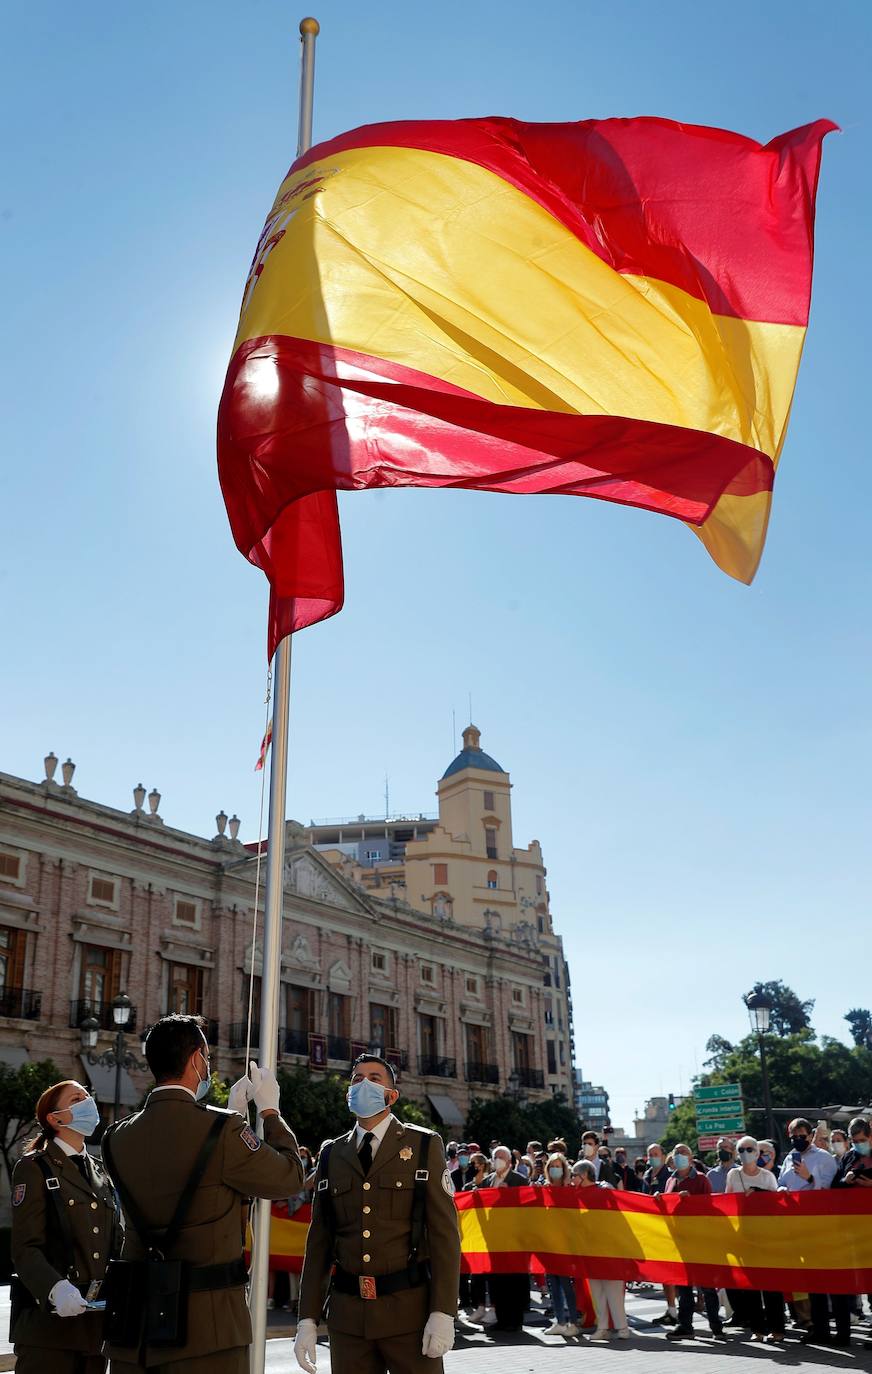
top-left (263, 1187), bottom-right (872, 1295)
top-left (218, 116), bottom-right (835, 655)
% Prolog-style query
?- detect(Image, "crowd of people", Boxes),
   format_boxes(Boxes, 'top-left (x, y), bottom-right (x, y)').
top-left (10, 1025), bottom-right (872, 1371)
top-left (430, 1117), bottom-right (872, 1347)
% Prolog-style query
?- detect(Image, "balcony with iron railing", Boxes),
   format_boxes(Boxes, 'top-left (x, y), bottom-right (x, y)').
top-left (513, 1066), bottom-right (545, 1090)
top-left (418, 1055), bottom-right (457, 1078)
top-left (464, 1061), bottom-right (499, 1085)
top-left (70, 999), bottom-right (137, 1034)
top-left (281, 1028), bottom-right (309, 1056)
top-left (327, 1035), bottom-right (351, 1062)
top-left (0, 987), bottom-right (41, 1020)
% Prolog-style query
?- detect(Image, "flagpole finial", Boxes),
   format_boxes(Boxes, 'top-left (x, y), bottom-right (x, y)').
top-left (300, 16), bottom-right (319, 35)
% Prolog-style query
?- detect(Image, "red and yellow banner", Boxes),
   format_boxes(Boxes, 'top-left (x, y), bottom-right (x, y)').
top-left (265, 1186), bottom-right (872, 1294)
top-left (218, 115), bottom-right (835, 654)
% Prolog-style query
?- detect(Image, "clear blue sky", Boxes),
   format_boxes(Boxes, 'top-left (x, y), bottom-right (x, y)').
top-left (2, 2), bottom-right (870, 1128)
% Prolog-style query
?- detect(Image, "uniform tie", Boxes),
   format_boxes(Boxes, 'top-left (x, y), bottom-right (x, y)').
top-left (359, 1131), bottom-right (375, 1175)
top-left (73, 1154), bottom-right (91, 1187)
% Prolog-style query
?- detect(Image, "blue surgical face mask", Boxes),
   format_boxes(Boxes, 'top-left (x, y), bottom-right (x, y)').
top-left (548, 1166), bottom-right (564, 1182)
top-left (854, 1140), bottom-right (871, 1157)
top-left (458, 1153), bottom-right (470, 1167)
top-left (673, 1154), bottom-right (691, 1172)
top-left (195, 1052), bottom-right (211, 1102)
top-left (64, 1096), bottom-right (101, 1139)
top-left (347, 1076), bottom-right (390, 1119)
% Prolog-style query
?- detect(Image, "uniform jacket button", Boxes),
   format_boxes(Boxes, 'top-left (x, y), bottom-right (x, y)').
top-left (92, 1251), bottom-right (100, 1259)
top-left (362, 1182), bottom-right (371, 1191)
top-left (91, 1202), bottom-right (98, 1210)
top-left (395, 1181), bottom-right (402, 1188)
top-left (363, 1230), bottom-right (370, 1238)
top-left (363, 1205), bottom-right (371, 1214)
top-left (68, 1199), bottom-right (75, 1207)
top-left (363, 1253), bottom-right (371, 1263)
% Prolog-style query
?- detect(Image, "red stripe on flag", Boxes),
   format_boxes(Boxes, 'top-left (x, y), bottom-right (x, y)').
top-left (219, 336), bottom-right (774, 657)
top-left (290, 116), bottom-right (836, 325)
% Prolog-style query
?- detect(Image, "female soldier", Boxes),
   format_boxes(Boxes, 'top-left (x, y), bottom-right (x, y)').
top-left (10, 1078), bottom-right (121, 1374)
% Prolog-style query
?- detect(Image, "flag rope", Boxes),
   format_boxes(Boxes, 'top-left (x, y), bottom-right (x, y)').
top-left (245, 663), bottom-right (272, 1076)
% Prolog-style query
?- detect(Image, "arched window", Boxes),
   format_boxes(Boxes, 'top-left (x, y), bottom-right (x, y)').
top-left (486, 870), bottom-right (498, 889)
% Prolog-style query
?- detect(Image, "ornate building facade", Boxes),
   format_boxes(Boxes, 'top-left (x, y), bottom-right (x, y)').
top-left (0, 729), bottom-right (574, 1198)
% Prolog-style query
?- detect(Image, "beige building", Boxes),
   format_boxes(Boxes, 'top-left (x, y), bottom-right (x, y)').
top-left (308, 725), bottom-right (575, 1102)
top-left (0, 734), bottom-right (574, 1214)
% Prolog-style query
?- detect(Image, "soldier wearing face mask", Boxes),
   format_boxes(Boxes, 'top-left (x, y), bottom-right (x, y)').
top-left (10, 1077), bottom-right (122, 1374)
top-left (104, 1013), bottom-right (303, 1373)
top-left (295, 1054), bottom-right (460, 1373)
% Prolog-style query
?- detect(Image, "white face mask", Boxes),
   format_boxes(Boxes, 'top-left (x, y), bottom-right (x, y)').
top-left (494, 1157), bottom-right (510, 1174)
top-left (833, 1141), bottom-right (847, 1156)
top-left (583, 1143), bottom-right (596, 1159)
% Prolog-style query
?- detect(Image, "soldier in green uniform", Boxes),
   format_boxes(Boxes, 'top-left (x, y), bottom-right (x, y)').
top-left (295, 1054), bottom-right (461, 1374)
top-left (10, 1077), bottom-right (122, 1374)
top-left (104, 1013), bottom-right (304, 1374)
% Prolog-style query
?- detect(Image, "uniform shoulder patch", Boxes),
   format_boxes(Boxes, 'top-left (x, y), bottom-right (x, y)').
top-left (441, 1169), bottom-right (453, 1195)
top-left (12, 1183), bottom-right (26, 1206)
top-left (239, 1123), bottom-right (261, 1152)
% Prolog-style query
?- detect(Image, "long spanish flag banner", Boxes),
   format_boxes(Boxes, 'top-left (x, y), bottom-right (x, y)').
top-left (218, 116), bottom-right (836, 655)
top-left (265, 1187), bottom-right (872, 1295)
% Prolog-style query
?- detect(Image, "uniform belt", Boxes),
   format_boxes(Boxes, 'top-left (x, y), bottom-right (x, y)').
top-left (188, 1258), bottom-right (249, 1292)
top-left (333, 1262), bottom-right (429, 1300)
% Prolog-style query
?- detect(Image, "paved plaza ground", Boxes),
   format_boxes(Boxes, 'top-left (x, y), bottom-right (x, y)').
top-left (2, 1286), bottom-right (872, 1370)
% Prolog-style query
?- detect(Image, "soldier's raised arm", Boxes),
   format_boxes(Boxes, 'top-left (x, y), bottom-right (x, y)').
top-left (220, 1062), bottom-right (304, 1197)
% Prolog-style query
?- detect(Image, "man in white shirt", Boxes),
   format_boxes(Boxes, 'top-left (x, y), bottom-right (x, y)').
top-left (777, 1117), bottom-right (837, 1192)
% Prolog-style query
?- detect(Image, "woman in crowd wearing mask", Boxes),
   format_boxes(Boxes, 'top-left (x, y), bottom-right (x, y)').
top-left (461, 1153), bottom-right (496, 1326)
top-left (663, 1144), bottom-right (725, 1341)
top-left (831, 1128), bottom-right (848, 1159)
top-left (757, 1140), bottom-right (777, 1175)
top-left (10, 1079), bottom-right (121, 1374)
top-left (477, 1147), bottom-right (529, 1332)
top-left (575, 1160), bottom-right (629, 1339)
top-left (542, 1153), bottom-right (579, 1338)
top-left (724, 1136), bottom-right (783, 1343)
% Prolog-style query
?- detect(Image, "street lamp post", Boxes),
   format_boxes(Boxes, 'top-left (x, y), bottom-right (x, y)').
top-left (745, 991), bottom-right (775, 1143)
top-left (80, 991), bottom-right (148, 1123)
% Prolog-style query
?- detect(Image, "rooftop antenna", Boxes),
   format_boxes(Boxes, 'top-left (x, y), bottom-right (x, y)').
top-left (384, 772), bottom-right (390, 819)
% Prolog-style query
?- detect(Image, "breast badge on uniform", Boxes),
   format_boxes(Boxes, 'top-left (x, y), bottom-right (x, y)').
top-left (239, 1123), bottom-right (261, 1152)
top-left (12, 1183), bottom-right (26, 1206)
top-left (400, 1146), bottom-right (413, 1161)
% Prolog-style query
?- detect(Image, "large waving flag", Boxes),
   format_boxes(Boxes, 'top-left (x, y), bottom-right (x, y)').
top-left (218, 116), bottom-right (835, 655)
top-left (262, 1187), bottom-right (872, 1294)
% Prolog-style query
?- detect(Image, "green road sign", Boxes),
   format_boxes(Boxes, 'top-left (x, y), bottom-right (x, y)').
top-left (694, 1084), bottom-right (742, 1102)
top-left (696, 1099), bottom-right (744, 1119)
top-left (694, 1115), bottom-right (745, 1133)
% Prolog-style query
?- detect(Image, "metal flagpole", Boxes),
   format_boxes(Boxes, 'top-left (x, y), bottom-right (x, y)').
top-left (248, 20), bottom-right (319, 1373)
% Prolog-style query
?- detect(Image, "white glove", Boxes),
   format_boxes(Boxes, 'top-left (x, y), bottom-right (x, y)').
top-left (248, 1061), bottom-right (280, 1114)
top-left (294, 1316), bottom-right (318, 1372)
top-left (228, 1074), bottom-right (254, 1117)
top-left (49, 1278), bottom-right (88, 1318)
top-left (422, 1311), bottom-right (455, 1358)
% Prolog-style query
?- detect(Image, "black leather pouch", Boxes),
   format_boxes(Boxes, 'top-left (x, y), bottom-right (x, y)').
top-left (145, 1259), bottom-right (189, 1347)
top-left (103, 1258), bottom-right (146, 1346)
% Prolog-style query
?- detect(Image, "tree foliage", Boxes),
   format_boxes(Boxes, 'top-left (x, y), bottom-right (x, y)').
top-left (744, 980), bottom-right (814, 1037)
top-left (845, 1008), bottom-right (872, 1050)
top-left (0, 1059), bottom-right (63, 1188)
top-left (464, 1093), bottom-right (580, 1157)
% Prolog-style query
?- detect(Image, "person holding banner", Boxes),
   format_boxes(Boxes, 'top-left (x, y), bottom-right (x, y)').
top-left (295, 1053), bottom-right (460, 1373)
